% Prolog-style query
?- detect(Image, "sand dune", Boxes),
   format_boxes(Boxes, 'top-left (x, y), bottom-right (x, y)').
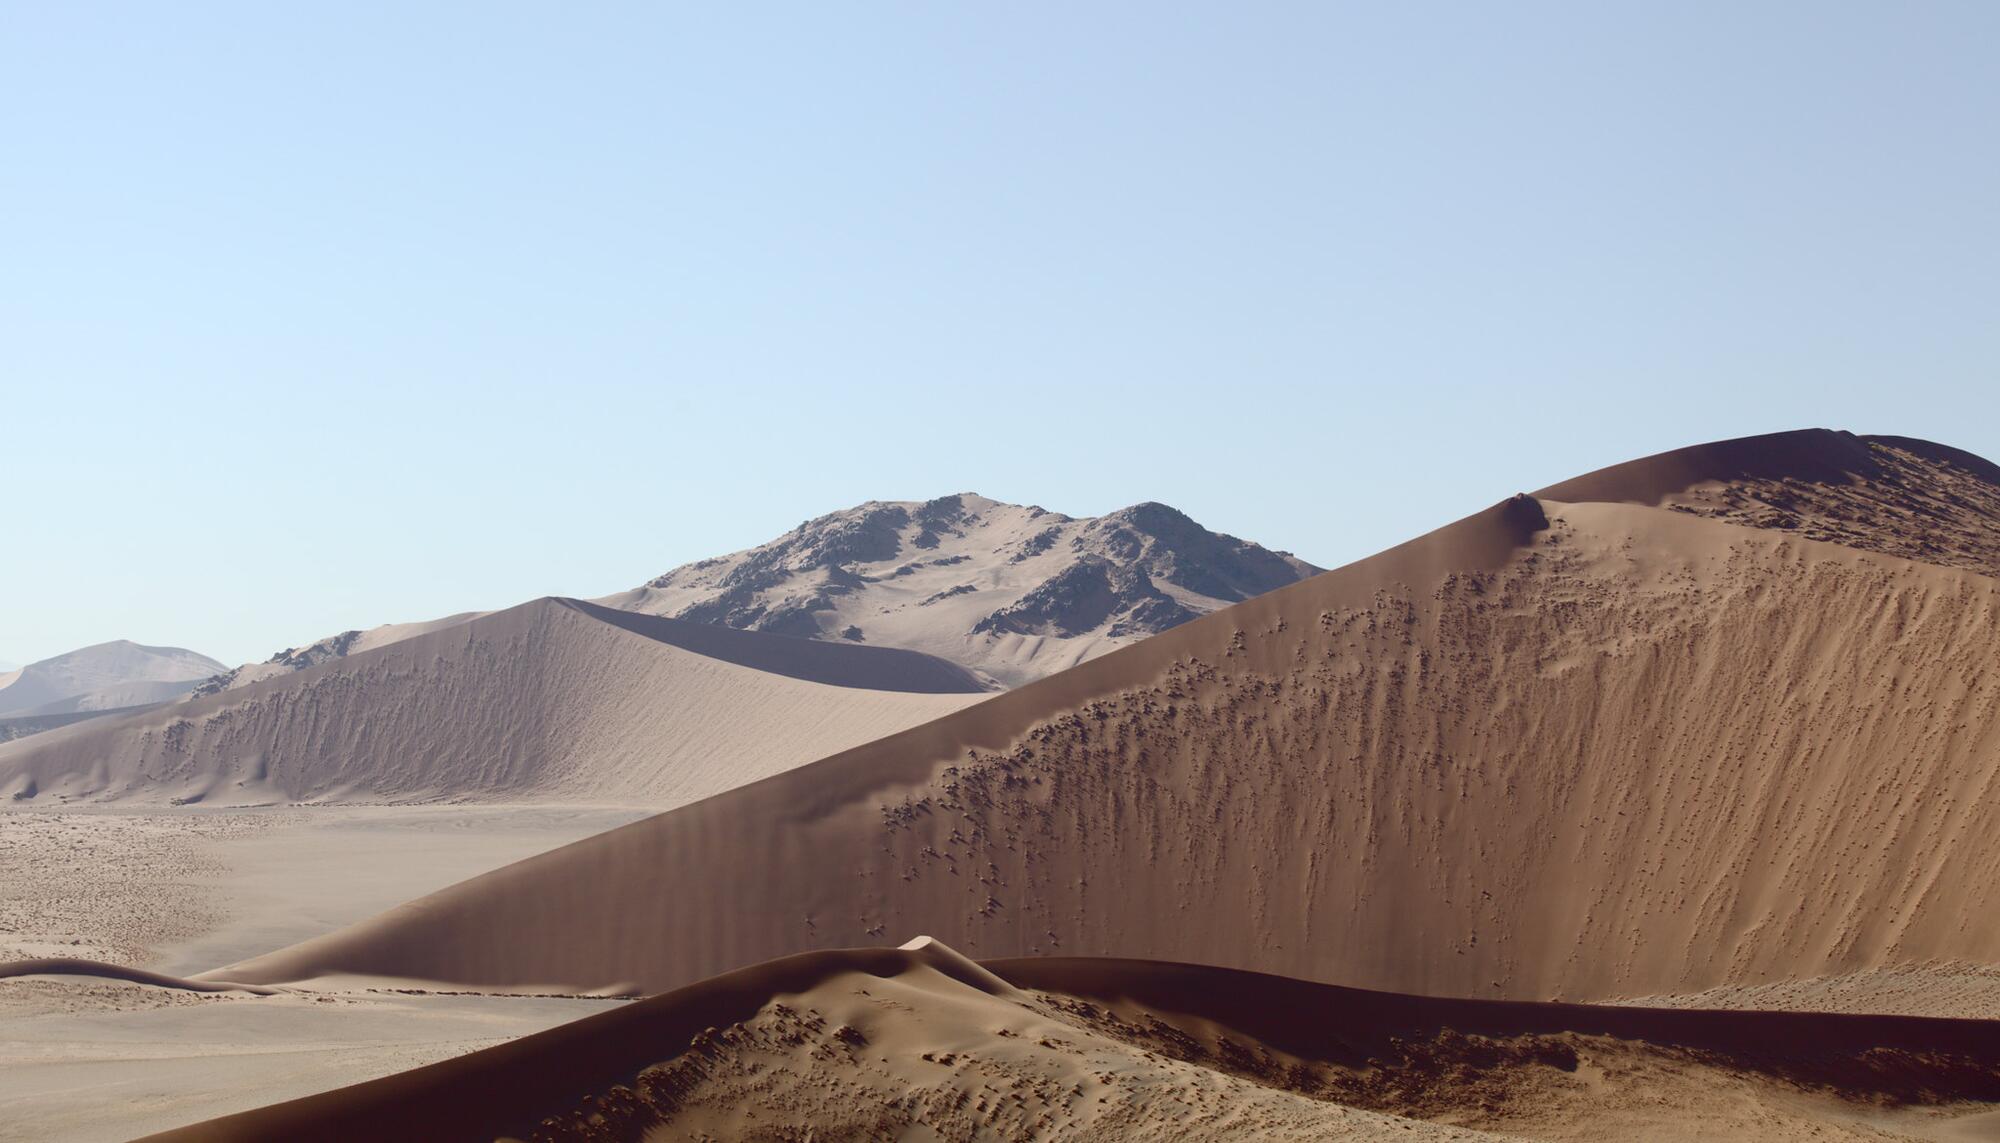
top-left (209, 431), bottom-right (2000, 1017)
top-left (146, 940), bottom-right (2000, 1142)
top-left (143, 492), bottom-right (1316, 704)
top-left (190, 612), bottom-right (488, 698)
top-left (1540, 430), bottom-right (2000, 575)
top-left (0, 597), bottom-right (985, 806)
top-left (0, 641), bottom-right (223, 719)
top-left (602, 492), bottom-right (1320, 686)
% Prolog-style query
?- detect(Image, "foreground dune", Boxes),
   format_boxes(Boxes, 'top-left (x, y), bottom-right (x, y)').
top-left (147, 939), bottom-right (2000, 1142)
top-left (0, 598), bottom-right (986, 806)
top-left (209, 431), bottom-right (2000, 1014)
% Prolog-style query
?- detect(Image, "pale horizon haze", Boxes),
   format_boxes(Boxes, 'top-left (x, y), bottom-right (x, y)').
top-left (4, 3), bottom-right (1997, 665)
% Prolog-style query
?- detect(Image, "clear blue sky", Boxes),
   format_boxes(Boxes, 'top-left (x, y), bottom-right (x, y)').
top-left (4, 3), bottom-right (1996, 666)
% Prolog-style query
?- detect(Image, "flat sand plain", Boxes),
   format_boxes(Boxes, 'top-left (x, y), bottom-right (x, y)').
top-left (0, 804), bottom-right (642, 1142)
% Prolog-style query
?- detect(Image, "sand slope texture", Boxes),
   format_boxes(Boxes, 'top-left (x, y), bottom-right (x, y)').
top-left (148, 939), bottom-right (2000, 1142)
top-left (211, 431), bottom-right (2000, 1018)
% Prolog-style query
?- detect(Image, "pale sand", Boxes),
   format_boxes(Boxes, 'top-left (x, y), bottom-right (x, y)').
top-left (0, 810), bottom-right (266, 965)
top-left (0, 598), bottom-right (986, 806)
top-left (0, 806), bottom-right (641, 973)
top-left (0, 987), bottom-right (621, 1143)
top-left (0, 803), bottom-right (641, 1142)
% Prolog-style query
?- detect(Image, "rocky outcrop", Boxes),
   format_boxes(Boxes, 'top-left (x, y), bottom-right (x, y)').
top-left (604, 494), bottom-right (1318, 687)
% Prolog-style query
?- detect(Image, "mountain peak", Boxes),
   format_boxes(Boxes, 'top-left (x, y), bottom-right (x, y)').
top-left (605, 494), bottom-right (1318, 686)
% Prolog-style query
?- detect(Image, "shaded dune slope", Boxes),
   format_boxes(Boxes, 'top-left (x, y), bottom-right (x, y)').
top-left (148, 944), bottom-right (2000, 1142)
top-left (216, 431), bottom-right (2000, 1011)
top-left (0, 598), bottom-right (985, 806)
top-left (562, 598), bottom-right (986, 693)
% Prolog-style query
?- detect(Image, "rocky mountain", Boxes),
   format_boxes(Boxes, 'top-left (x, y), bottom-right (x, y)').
top-left (174, 496), bottom-right (1313, 697)
top-left (599, 493), bottom-right (1320, 687)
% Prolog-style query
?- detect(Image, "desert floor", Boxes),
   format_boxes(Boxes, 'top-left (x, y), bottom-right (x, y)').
top-left (0, 804), bottom-right (643, 1142)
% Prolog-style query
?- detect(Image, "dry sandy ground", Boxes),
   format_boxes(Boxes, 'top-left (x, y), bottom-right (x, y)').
top-left (0, 810), bottom-right (264, 966)
top-left (0, 804), bottom-right (642, 1142)
top-left (0, 805), bottom-right (641, 972)
top-left (0, 985), bottom-right (623, 1143)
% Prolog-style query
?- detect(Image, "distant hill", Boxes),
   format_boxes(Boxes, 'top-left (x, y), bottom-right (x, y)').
top-left (190, 494), bottom-right (1319, 696)
top-left (600, 493), bottom-right (1320, 687)
top-left (0, 641), bottom-right (223, 719)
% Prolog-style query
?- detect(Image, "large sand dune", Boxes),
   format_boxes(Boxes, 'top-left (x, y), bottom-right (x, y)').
top-left (0, 598), bottom-right (986, 806)
top-left (209, 431), bottom-right (2000, 1015)
top-left (149, 939), bottom-right (2000, 1142)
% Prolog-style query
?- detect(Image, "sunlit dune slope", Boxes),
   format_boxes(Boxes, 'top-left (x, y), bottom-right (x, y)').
top-left (213, 431), bottom-right (2000, 1014)
top-left (0, 597), bottom-right (986, 806)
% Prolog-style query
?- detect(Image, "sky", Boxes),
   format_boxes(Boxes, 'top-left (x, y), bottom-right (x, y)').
top-left (3, 2), bottom-right (1997, 666)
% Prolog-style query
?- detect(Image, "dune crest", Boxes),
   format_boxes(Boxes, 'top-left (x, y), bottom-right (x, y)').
top-left (1539, 428), bottom-right (2000, 576)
